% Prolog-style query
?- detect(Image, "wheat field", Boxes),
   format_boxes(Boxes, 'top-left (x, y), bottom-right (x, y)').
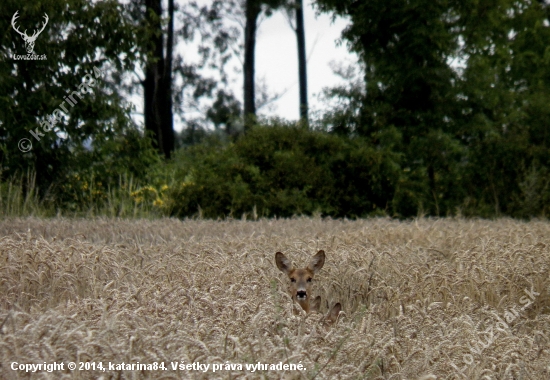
top-left (1, 217), bottom-right (550, 379)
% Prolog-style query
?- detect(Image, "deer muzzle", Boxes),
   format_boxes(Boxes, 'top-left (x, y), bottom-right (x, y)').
top-left (296, 290), bottom-right (307, 300)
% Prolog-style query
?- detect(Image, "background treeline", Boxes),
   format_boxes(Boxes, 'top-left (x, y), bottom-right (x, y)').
top-left (1, 0), bottom-right (550, 218)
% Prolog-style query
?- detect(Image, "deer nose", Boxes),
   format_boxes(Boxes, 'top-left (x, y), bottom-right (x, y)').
top-left (296, 290), bottom-right (307, 299)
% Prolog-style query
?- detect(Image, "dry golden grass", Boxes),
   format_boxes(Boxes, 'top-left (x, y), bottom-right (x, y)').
top-left (1, 217), bottom-right (550, 379)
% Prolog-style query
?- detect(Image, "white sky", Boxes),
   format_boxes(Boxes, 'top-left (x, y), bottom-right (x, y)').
top-left (130, 1), bottom-right (356, 132)
top-left (252, 4), bottom-right (355, 121)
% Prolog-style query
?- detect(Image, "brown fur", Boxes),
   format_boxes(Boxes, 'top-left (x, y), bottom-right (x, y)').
top-left (275, 250), bottom-right (341, 323)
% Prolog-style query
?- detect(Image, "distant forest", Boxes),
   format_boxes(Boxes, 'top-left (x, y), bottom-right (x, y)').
top-left (2, 0), bottom-right (550, 218)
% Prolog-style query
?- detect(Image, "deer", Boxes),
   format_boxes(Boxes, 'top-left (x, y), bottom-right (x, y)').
top-left (11, 11), bottom-right (49, 54)
top-left (275, 250), bottom-right (341, 324)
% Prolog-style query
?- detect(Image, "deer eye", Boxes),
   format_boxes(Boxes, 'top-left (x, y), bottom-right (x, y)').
top-left (290, 278), bottom-right (296, 283)
top-left (307, 278), bottom-right (312, 283)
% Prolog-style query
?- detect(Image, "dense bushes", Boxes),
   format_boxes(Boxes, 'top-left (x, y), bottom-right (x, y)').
top-left (147, 121), bottom-right (550, 219)
top-left (3, 121), bottom-right (550, 219)
top-left (156, 124), bottom-right (401, 218)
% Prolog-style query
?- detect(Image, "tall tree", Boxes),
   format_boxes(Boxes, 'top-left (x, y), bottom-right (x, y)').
top-left (243, 0), bottom-right (261, 129)
top-left (0, 0), bottom-right (141, 191)
top-left (315, 0), bottom-right (463, 215)
top-left (143, 0), bottom-right (175, 159)
top-left (456, 0), bottom-right (550, 215)
top-left (295, 0), bottom-right (308, 123)
top-left (242, 0), bottom-right (286, 131)
top-left (316, 0), bottom-right (550, 216)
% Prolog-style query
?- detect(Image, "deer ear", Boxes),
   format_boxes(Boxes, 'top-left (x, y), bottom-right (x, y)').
top-left (325, 303), bottom-right (342, 324)
top-left (308, 250), bottom-right (325, 273)
top-left (311, 296), bottom-right (321, 313)
top-left (275, 252), bottom-right (292, 274)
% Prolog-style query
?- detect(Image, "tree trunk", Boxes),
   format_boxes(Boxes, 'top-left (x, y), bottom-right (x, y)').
top-left (295, 0), bottom-right (308, 123)
top-left (144, 0), bottom-right (174, 159)
top-left (244, 0), bottom-right (260, 131)
top-left (161, 0), bottom-right (175, 157)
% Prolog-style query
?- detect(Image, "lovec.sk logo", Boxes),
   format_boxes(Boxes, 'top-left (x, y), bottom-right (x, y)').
top-left (11, 10), bottom-right (48, 60)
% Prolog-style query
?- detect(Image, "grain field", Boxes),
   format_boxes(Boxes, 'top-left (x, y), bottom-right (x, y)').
top-left (1, 217), bottom-right (550, 379)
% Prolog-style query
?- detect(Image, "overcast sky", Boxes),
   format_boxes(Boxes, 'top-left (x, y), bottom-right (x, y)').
top-left (252, 4), bottom-right (355, 121)
top-left (131, 1), bottom-right (356, 131)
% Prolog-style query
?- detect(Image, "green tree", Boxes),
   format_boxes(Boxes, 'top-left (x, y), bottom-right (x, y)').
top-left (143, 0), bottom-right (175, 158)
top-left (135, 0), bottom-right (242, 155)
top-left (456, 0), bottom-right (550, 216)
top-left (316, 0), bottom-right (464, 215)
top-left (0, 0), bottom-right (142, 195)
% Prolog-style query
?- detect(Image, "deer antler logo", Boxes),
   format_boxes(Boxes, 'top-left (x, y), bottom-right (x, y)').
top-left (11, 11), bottom-right (49, 54)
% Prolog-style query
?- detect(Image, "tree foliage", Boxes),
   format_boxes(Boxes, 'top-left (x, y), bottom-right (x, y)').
top-left (0, 0), bottom-right (147, 196)
top-left (315, 0), bottom-right (550, 217)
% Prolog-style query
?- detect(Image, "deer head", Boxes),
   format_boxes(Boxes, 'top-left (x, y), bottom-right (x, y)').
top-left (275, 250), bottom-right (342, 324)
top-left (12, 11), bottom-right (49, 54)
top-left (275, 250), bottom-right (326, 313)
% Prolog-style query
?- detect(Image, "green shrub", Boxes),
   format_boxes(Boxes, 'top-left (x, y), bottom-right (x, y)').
top-left (159, 123), bottom-right (402, 218)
